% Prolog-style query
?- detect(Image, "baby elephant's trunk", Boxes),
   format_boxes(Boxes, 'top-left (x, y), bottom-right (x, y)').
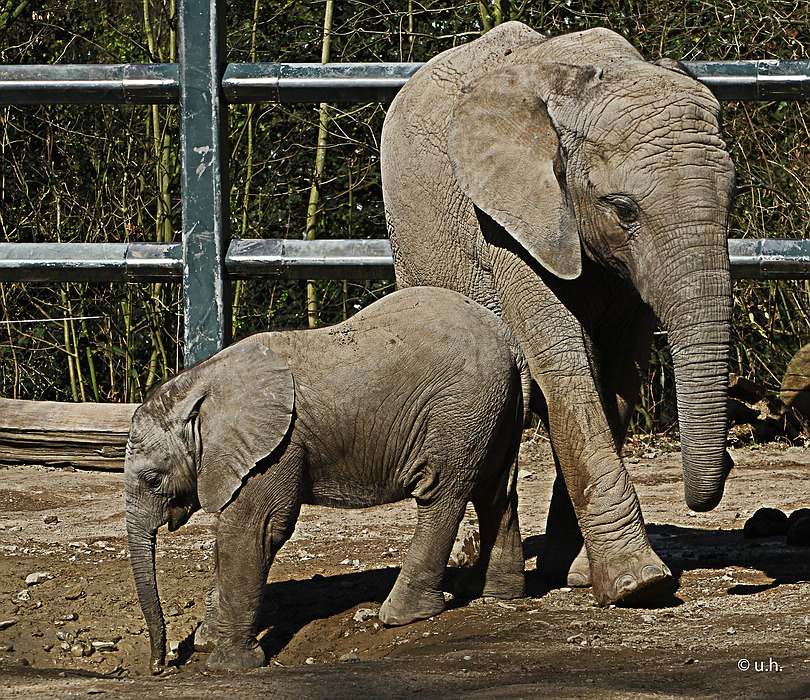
top-left (126, 520), bottom-right (166, 674)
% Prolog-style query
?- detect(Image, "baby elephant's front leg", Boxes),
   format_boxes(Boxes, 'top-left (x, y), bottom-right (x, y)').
top-left (204, 476), bottom-right (298, 671)
top-left (205, 515), bottom-right (270, 671)
top-left (380, 492), bottom-right (467, 626)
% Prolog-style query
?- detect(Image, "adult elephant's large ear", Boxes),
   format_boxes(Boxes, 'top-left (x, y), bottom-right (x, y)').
top-left (184, 341), bottom-right (294, 513)
top-left (448, 63), bottom-right (599, 281)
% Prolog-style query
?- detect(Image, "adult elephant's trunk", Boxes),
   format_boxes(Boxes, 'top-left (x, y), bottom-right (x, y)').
top-left (668, 324), bottom-right (733, 511)
top-left (646, 248), bottom-right (733, 513)
top-left (126, 519), bottom-right (166, 674)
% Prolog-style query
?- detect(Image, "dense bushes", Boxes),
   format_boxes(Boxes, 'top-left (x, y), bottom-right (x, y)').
top-left (1, 1), bottom-right (808, 433)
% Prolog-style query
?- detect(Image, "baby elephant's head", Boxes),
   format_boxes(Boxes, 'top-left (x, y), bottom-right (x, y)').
top-left (123, 340), bottom-right (294, 674)
top-left (125, 385), bottom-right (204, 535)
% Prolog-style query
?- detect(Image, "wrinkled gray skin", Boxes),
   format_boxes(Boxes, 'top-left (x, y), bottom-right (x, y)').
top-left (381, 23), bottom-right (735, 605)
top-left (125, 287), bottom-right (530, 673)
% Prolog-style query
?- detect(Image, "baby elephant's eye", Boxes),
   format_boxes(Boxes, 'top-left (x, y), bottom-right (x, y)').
top-left (144, 473), bottom-right (163, 490)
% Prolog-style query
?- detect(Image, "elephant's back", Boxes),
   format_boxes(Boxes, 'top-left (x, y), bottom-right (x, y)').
top-left (284, 287), bottom-right (520, 399)
top-left (382, 24), bottom-right (543, 303)
top-left (345, 287), bottom-right (515, 362)
top-left (354, 287), bottom-right (530, 425)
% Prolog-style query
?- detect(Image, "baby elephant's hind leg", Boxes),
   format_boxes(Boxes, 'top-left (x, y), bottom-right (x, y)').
top-left (475, 480), bottom-right (525, 598)
top-left (455, 464), bottom-right (525, 601)
top-left (379, 474), bottom-right (468, 627)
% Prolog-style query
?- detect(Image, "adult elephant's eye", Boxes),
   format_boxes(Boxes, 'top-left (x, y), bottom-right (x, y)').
top-left (604, 195), bottom-right (639, 226)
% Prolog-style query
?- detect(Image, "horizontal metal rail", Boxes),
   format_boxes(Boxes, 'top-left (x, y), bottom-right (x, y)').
top-left (1, 60), bottom-right (809, 105)
top-left (0, 64), bottom-right (179, 104)
top-left (727, 238), bottom-right (810, 279)
top-left (0, 242), bottom-right (181, 281)
top-left (689, 60), bottom-right (810, 101)
top-left (2, 61), bottom-right (807, 285)
top-left (0, 239), bottom-right (394, 282)
top-left (223, 63), bottom-right (424, 103)
top-left (227, 238), bottom-right (394, 279)
top-left (0, 238), bottom-right (808, 282)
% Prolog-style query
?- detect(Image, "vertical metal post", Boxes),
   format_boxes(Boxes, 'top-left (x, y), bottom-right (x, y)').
top-left (178, 0), bottom-right (231, 366)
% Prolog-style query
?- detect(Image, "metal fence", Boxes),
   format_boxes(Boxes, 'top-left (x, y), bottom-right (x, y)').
top-left (1, 0), bottom-right (809, 365)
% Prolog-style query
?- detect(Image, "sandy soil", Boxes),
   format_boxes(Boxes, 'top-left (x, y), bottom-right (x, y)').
top-left (1, 433), bottom-right (808, 699)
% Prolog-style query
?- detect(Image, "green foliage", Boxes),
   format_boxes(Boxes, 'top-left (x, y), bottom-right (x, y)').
top-left (1, 0), bottom-right (808, 429)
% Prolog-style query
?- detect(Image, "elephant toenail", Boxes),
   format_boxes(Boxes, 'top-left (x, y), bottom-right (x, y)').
top-left (641, 565), bottom-right (663, 581)
top-left (641, 564), bottom-right (672, 582)
top-left (617, 575), bottom-right (636, 592)
top-left (567, 572), bottom-right (590, 588)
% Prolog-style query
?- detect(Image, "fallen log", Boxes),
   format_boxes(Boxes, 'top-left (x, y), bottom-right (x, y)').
top-left (0, 398), bottom-right (138, 470)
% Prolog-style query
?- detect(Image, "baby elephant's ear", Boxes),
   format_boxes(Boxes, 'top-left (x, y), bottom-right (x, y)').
top-left (194, 341), bottom-right (294, 513)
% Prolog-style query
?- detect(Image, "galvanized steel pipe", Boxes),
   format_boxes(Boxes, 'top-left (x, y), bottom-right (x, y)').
top-left (0, 64), bottom-right (178, 104)
top-left (2, 239), bottom-right (810, 283)
top-left (2, 60), bottom-right (809, 105)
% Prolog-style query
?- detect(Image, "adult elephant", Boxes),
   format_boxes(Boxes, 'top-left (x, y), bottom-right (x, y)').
top-left (381, 22), bottom-right (735, 605)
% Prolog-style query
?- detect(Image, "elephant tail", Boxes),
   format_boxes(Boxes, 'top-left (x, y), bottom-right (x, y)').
top-left (499, 324), bottom-right (532, 429)
top-left (517, 345), bottom-right (532, 429)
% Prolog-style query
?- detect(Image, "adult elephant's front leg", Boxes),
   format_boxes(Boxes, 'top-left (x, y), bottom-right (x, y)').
top-left (543, 375), bottom-right (672, 605)
top-left (543, 300), bottom-right (659, 591)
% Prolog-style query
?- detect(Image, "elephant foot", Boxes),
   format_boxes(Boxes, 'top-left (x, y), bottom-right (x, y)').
top-left (193, 620), bottom-right (217, 652)
top-left (206, 641), bottom-right (266, 671)
top-left (482, 570), bottom-right (525, 600)
top-left (537, 551), bottom-right (591, 588)
top-left (453, 566), bottom-right (524, 601)
top-left (566, 548), bottom-right (591, 588)
top-left (379, 582), bottom-right (445, 626)
top-left (591, 554), bottom-right (674, 607)
top-left (538, 542), bottom-right (587, 588)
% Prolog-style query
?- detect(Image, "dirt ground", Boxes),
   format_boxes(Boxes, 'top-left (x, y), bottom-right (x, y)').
top-left (1, 433), bottom-right (808, 699)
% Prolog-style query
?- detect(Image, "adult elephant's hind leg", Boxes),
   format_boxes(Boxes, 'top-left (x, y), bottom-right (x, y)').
top-left (530, 388), bottom-right (590, 588)
top-left (379, 473), bottom-right (467, 626)
top-left (540, 463), bottom-right (589, 588)
top-left (193, 550), bottom-right (221, 651)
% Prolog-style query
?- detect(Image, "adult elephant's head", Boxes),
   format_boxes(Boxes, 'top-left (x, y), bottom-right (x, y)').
top-left (124, 341), bottom-right (294, 673)
top-left (447, 28), bottom-right (735, 512)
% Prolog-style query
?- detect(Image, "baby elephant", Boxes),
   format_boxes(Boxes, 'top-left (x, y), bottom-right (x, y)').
top-left (125, 286), bottom-right (530, 672)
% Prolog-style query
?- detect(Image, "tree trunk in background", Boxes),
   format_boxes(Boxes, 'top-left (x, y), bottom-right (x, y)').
top-left (0, 398), bottom-right (137, 469)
